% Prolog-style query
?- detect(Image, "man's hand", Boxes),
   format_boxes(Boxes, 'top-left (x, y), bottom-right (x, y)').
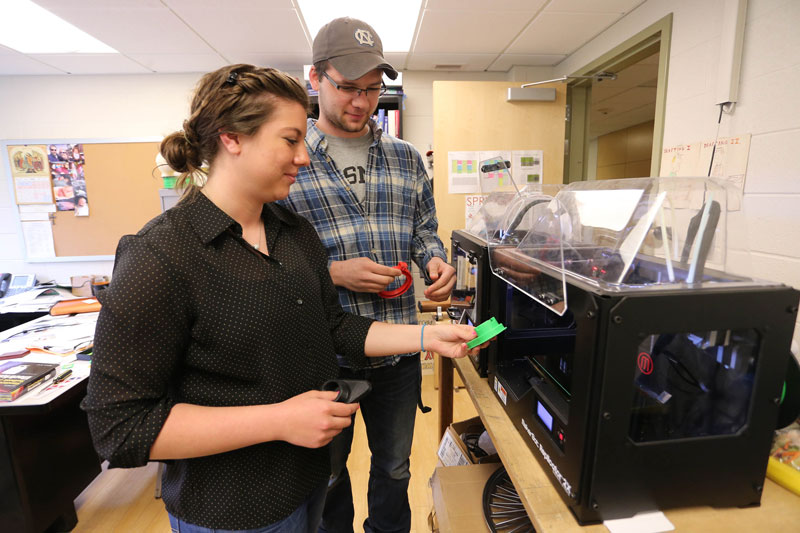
top-left (329, 257), bottom-right (402, 293)
top-left (424, 257), bottom-right (456, 301)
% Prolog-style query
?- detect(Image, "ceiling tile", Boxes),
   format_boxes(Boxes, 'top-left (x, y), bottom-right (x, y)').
top-left (0, 50), bottom-right (64, 75)
top-left (166, 0), bottom-right (296, 9)
top-left (0, 1), bottom-right (644, 76)
top-left (593, 86), bottom-right (657, 115)
top-left (545, 0), bottom-right (645, 13)
top-left (414, 10), bottom-right (530, 54)
top-left (167, 5), bottom-right (310, 57)
top-left (31, 2), bottom-right (215, 55)
top-left (488, 53), bottom-right (567, 71)
top-left (29, 53), bottom-right (151, 74)
top-left (228, 53), bottom-right (311, 73)
top-left (384, 52), bottom-right (409, 71)
top-left (508, 12), bottom-right (621, 55)
top-left (128, 53), bottom-right (227, 74)
top-left (406, 53), bottom-right (496, 71)
top-left (592, 61), bottom-right (660, 103)
top-left (425, 0), bottom-right (546, 11)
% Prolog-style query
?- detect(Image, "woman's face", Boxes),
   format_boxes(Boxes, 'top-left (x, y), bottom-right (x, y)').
top-left (237, 99), bottom-right (309, 203)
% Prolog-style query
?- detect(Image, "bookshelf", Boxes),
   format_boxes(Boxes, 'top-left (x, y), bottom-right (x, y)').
top-left (308, 90), bottom-right (404, 139)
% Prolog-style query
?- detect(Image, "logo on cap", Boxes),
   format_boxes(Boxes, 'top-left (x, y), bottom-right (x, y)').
top-left (354, 29), bottom-right (375, 47)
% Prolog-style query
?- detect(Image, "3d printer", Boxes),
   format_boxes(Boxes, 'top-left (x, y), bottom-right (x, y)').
top-left (451, 159), bottom-right (560, 376)
top-left (481, 177), bottom-right (799, 523)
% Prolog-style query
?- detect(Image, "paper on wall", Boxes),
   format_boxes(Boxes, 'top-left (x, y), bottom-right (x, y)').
top-left (659, 135), bottom-right (750, 210)
top-left (448, 151), bottom-right (480, 194)
top-left (19, 212), bottom-right (49, 221)
top-left (18, 204), bottom-right (56, 213)
top-left (21, 220), bottom-right (56, 258)
top-left (13, 176), bottom-right (54, 204)
top-left (511, 150), bottom-right (543, 186)
top-left (448, 149), bottom-right (545, 194)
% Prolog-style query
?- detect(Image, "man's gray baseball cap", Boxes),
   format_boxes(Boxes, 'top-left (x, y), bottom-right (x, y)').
top-left (312, 17), bottom-right (398, 80)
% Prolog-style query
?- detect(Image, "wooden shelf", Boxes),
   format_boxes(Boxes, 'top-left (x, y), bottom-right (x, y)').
top-left (439, 356), bottom-right (800, 532)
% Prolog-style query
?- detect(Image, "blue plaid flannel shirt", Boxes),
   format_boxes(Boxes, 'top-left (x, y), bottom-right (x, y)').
top-left (279, 118), bottom-right (447, 368)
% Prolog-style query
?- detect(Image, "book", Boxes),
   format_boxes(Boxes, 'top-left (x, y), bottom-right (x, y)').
top-left (387, 110), bottom-right (397, 138)
top-left (50, 297), bottom-right (101, 316)
top-left (0, 361), bottom-right (59, 402)
top-left (377, 108), bottom-right (386, 132)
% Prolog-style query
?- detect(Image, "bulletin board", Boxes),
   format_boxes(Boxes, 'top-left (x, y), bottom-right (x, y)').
top-left (3, 140), bottom-right (164, 260)
top-left (432, 81), bottom-right (567, 246)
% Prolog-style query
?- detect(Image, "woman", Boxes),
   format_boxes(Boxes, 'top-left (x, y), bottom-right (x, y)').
top-left (82, 64), bottom-right (484, 533)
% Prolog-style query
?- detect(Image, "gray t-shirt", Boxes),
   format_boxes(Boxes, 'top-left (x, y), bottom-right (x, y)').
top-left (324, 131), bottom-right (372, 203)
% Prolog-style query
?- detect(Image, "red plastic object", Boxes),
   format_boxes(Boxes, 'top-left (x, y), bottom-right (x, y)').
top-left (378, 261), bottom-right (413, 299)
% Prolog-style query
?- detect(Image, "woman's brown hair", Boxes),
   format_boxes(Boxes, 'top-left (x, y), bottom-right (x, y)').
top-left (160, 64), bottom-right (309, 196)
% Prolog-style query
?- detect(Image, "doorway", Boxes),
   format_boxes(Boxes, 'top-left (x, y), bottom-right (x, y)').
top-left (564, 15), bottom-right (672, 183)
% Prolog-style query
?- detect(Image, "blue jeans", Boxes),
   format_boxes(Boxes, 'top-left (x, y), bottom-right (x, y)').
top-left (319, 354), bottom-right (421, 533)
top-left (168, 481), bottom-right (326, 533)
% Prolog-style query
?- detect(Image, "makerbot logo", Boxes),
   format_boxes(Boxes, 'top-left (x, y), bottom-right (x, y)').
top-left (638, 352), bottom-right (654, 375)
top-left (354, 29), bottom-right (375, 47)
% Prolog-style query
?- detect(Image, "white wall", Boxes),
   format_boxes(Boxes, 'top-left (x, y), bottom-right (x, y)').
top-left (559, 0), bottom-right (800, 346)
top-left (0, 72), bottom-right (203, 283)
top-left (0, 68), bottom-right (526, 285)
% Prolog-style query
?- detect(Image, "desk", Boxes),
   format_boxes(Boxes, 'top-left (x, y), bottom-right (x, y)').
top-left (0, 314), bottom-right (101, 533)
top-left (438, 356), bottom-right (800, 532)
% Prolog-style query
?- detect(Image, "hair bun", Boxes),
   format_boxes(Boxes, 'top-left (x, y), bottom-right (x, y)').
top-left (160, 131), bottom-right (200, 174)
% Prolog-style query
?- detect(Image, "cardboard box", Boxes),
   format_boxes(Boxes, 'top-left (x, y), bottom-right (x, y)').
top-left (421, 349), bottom-right (435, 374)
top-left (437, 416), bottom-right (498, 466)
top-left (429, 463), bottom-right (502, 532)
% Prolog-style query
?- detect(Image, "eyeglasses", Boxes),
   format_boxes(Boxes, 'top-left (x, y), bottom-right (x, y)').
top-left (321, 71), bottom-right (386, 98)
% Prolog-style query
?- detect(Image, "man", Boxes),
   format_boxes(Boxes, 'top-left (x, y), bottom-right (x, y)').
top-left (48, 145), bottom-right (60, 163)
top-left (279, 17), bottom-right (456, 533)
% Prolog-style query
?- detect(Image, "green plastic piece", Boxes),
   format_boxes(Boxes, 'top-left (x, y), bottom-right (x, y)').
top-left (467, 317), bottom-right (507, 349)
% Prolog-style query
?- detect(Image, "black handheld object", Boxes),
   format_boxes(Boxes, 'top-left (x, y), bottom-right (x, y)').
top-left (680, 200), bottom-right (721, 281)
top-left (321, 379), bottom-right (372, 404)
top-left (480, 160), bottom-right (511, 173)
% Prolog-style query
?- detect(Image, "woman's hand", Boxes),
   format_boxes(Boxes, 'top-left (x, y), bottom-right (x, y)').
top-left (423, 324), bottom-right (492, 359)
top-left (274, 390), bottom-right (359, 448)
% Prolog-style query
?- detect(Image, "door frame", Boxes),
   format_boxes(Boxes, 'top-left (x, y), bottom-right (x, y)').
top-left (564, 14), bottom-right (672, 183)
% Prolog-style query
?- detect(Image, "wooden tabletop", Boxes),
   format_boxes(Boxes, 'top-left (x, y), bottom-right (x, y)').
top-left (439, 355), bottom-right (800, 533)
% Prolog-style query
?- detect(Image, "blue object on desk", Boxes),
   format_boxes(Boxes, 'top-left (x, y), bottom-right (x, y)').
top-left (76, 347), bottom-right (93, 361)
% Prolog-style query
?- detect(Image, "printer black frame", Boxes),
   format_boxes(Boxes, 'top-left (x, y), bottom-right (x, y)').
top-left (451, 229), bottom-right (495, 376)
top-left (487, 258), bottom-right (799, 523)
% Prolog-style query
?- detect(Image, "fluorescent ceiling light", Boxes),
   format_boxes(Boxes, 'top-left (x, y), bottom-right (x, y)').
top-left (0, 0), bottom-right (117, 54)
top-left (298, 0), bottom-right (422, 53)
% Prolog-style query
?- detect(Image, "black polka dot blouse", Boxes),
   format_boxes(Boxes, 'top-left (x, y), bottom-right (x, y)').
top-left (81, 193), bottom-right (373, 529)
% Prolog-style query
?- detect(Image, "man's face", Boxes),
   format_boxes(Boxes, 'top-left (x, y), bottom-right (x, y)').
top-left (311, 65), bottom-right (383, 138)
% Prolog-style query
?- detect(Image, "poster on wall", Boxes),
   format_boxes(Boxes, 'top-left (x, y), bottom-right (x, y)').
top-left (464, 194), bottom-right (487, 229)
top-left (48, 143), bottom-right (90, 214)
top-left (448, 149), bottom-right (544, 194)
top-left (659, 134), bottom-right (750, 210)
top-left (7, 144), bottom-right (50, 178)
